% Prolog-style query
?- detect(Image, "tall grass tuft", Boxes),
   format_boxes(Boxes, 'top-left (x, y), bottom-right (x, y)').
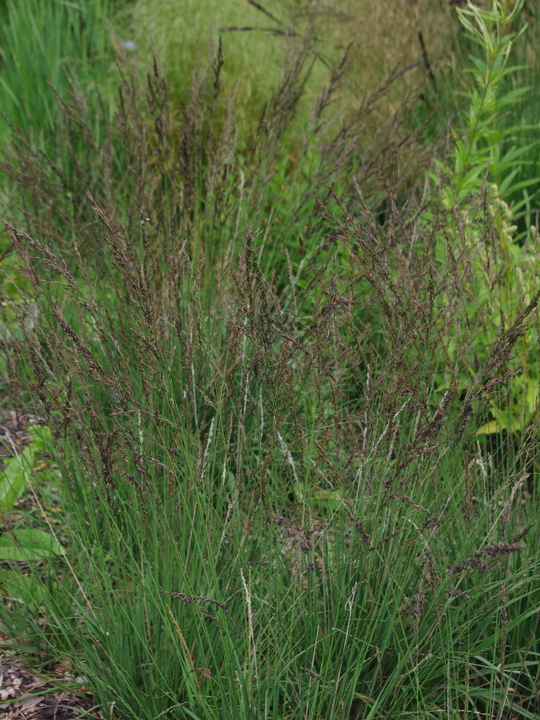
top-left (0, 0), bottom-right (115, 150)
top-left (0, 3), bottom-right (539, 719)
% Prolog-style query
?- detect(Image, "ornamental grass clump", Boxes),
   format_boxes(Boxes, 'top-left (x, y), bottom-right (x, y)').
top-left (0, 5), bottom-right (539, 719)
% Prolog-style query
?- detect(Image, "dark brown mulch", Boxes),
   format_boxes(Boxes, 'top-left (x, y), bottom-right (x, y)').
top-left (0, 645), bottom-right (102, 720)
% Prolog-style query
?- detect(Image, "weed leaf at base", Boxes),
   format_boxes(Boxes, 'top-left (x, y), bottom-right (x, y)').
top-left (0, 445), bottom-right (33, 511)
top-left (0, 529), bottom-right (65, 561)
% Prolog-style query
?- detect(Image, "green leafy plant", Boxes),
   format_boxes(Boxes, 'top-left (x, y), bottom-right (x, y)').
top-left (0, 425), bottom-right (52, 512)
top-left (0, 442), bottom-right (32, 511)
top-left (0, 424), bottom-right (64, 616)
top-left (0, 528), bottom-right (65, 561)
top-left (448, 0), bottom-right (531, 200)
top-left (430, 0), bottom-right (540, 436)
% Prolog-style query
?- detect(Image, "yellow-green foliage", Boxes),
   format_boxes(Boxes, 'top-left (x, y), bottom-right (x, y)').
top-left (465, 188), bottom-right (539, 434)
top-left (437, 184), bottom-right (539, 398)
top-left (431, 0), bottom-right (540, 435)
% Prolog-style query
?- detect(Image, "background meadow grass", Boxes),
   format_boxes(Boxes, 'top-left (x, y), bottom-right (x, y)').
top-left (0, 1), bottom-right (540, 719)
top-left (125, 0), bottom-right (461, 129)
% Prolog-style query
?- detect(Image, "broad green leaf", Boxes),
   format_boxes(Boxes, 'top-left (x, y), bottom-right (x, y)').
top-left (476, 420), bottom-right (505, 435)
top-left (0, 425), bottom-right (52, 512)
top-left (27, 424), bottom-right (53, 454)
top-left (0, 445), bottom-right (34, 512)
top-left (293, 483), bottom-right (346, 511)
top-left (476, 401), bottom-right (525, 435)
top-left (0, 529), bottom-right (65, 561)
